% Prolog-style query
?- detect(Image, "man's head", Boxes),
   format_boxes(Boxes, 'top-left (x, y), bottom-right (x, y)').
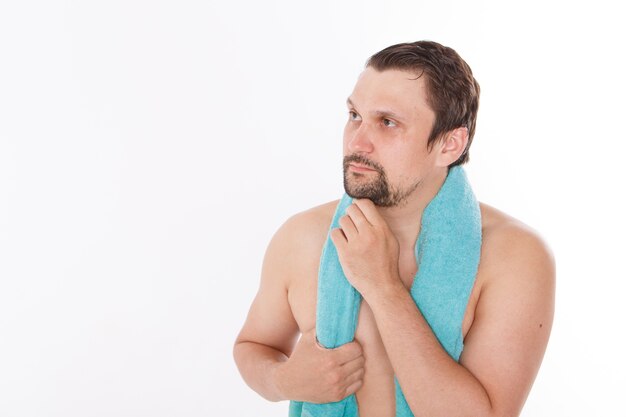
top-left (343, 41), bottom-right (480, 207)
top-left (367, 41), bottom-right (480, 166)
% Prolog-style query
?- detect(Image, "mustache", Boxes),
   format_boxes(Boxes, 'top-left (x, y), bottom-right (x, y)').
top-left (343, 154), bottom-right (384, 173)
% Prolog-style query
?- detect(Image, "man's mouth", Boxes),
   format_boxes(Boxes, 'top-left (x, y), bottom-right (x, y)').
top-left (349, 163), bottom-right (377, 173)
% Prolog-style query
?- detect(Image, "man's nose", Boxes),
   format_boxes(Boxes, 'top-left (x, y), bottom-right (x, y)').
top-left (347, 123), bottom-right (374, 153)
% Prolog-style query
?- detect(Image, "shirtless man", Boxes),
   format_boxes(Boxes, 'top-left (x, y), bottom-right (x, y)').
top-left (233, 41), bottom-right (555, 416)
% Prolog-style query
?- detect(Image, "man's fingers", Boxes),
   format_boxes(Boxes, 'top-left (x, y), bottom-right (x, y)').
top-left (345, 203), bottom-right (372, 230)
top-left (341, 355), bottom-right (365, 376)
top-left (343, 379), bottom-right (364, 397)
top-left (352, 198), bottom-right (383, 226)
top-left (330, 227), bottom-right (347, 247)
top-left (333, 340), bottom-right (363, 364)
top-left (338, 214), bottom-right (358, 241)
top-left (343, 366), bottom-right (365, 386)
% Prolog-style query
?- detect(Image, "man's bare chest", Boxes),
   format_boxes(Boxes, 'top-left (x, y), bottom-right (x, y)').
top-left (286, 250), bottom-right (483, 341)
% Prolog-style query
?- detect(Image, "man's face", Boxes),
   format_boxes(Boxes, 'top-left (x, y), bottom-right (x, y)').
top-left (343, 67), bottom-right (438, 207)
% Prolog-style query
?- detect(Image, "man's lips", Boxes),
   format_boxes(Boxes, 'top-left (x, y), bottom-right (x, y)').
top-left (349, 163), bottom-right (377, 172)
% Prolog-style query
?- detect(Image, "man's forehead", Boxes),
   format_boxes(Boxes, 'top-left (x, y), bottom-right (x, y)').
top-left (347, 67), bottom-right (430, 114)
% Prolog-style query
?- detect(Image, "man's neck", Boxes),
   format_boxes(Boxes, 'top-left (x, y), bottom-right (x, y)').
top-left (376, 167), bottom-right (449, 249)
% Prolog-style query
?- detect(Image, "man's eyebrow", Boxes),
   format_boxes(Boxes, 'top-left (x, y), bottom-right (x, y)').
top-left (346, 97), bottom-right (406, 122)
top-left (374, 110), bottom-right (405, 122)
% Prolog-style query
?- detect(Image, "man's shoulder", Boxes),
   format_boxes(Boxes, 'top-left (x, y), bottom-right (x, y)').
top-left (285, 199), bottom-right (340, 233)
top-left (478, 201), bottom-right (555, 287)
top-left (264, 200), bottom-right (340, 289)
top-left (267, 199), bottom-right (340, 261)
top-left (277, 199), bottom-right (339, 242)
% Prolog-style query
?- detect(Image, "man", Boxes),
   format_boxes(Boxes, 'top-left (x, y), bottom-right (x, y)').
top-left (233, 41), bottom-right (555, 417)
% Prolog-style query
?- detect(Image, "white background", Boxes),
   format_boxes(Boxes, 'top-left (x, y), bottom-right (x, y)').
top-left (1, 1), bottom-right (625, 416)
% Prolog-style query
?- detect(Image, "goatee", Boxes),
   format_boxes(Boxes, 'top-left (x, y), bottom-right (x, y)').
top-left (342, 154), bottom-right (421, 207)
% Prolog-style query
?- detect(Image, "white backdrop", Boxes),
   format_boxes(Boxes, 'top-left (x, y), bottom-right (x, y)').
top-left (1, 1), bottom-right (625, 416)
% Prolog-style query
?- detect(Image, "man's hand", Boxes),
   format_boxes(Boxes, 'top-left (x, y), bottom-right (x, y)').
top-left (274, 329), bottom-right (365, 403)
top-left (330, 199), bottom-right (401, 298)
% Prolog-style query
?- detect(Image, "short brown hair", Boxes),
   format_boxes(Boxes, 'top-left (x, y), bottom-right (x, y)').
top-left (366, 41), bottom-right (480, 167)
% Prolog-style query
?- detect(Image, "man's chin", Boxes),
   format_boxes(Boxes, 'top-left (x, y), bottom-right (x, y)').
top-left (344, 189), bottom-right (379, 204)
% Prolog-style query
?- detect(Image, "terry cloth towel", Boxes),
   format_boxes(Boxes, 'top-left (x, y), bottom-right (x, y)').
top-left (289, 165), bottom-right (482, 417)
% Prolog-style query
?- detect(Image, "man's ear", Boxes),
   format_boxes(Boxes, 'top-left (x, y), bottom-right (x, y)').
top-left (435, 127), bottom-right (469, 167)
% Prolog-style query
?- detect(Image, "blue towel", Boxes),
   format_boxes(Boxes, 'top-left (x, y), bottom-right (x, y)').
top-left (289, 165), bottom-right (482, 417)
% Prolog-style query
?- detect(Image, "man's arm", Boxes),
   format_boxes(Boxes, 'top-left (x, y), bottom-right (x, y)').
top-left (233, 211), bottom-right (365, 403)
top-left (331, 199), bottom-right (555, 417)
top-left (232, 213), bottom-right (300, 401)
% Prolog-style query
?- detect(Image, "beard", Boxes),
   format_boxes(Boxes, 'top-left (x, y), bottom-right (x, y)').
top-left (342, 154), bottom-right (421, 208)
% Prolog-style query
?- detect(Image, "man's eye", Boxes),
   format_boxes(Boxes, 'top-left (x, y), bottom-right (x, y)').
top-left (348, 111), bottom-right (361, 121)
top-left (383, 118), bottom-right (397, 127)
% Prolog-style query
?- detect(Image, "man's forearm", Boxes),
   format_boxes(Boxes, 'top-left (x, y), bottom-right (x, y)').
top-left (233, 341), bottom-right (288, 402)
top-left (366, 282), bottom-right (494, 417)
